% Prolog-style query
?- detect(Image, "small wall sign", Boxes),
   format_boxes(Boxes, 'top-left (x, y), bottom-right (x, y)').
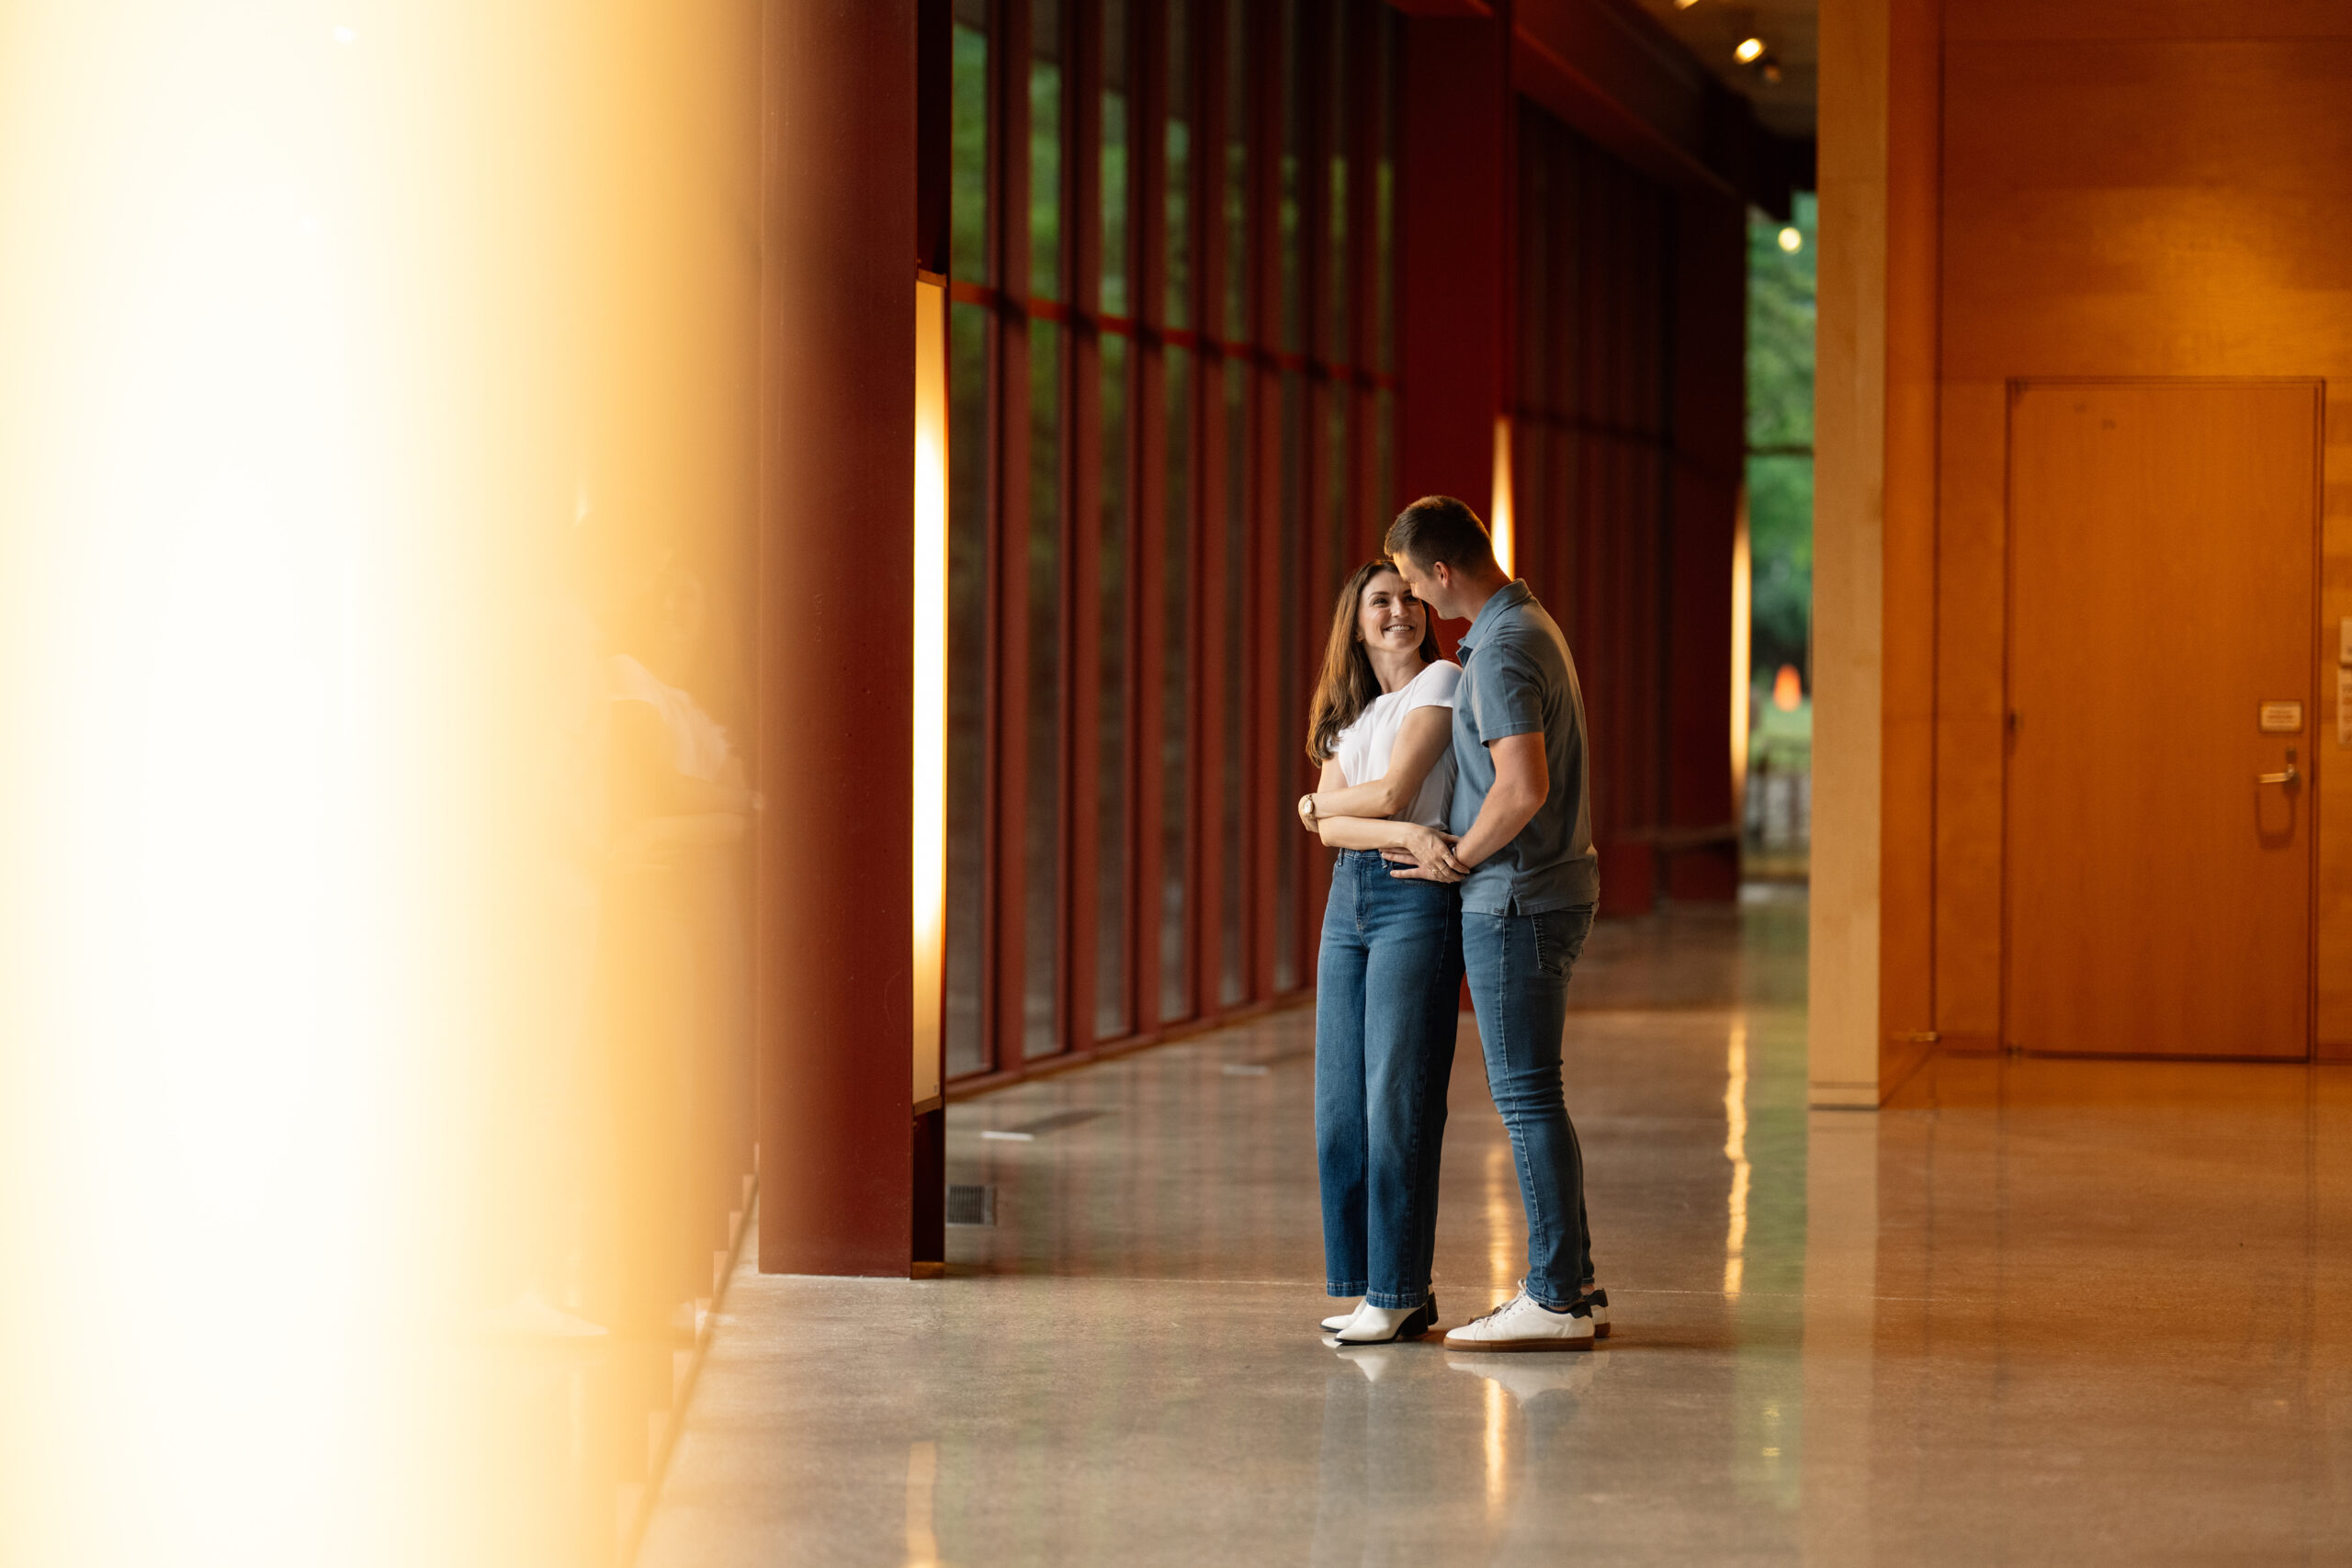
top-left (2258, 700), bottom-right (2303, 734)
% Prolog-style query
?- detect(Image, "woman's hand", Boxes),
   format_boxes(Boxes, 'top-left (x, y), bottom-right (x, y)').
top-left (1386, 824), bottom-right (1460, 874)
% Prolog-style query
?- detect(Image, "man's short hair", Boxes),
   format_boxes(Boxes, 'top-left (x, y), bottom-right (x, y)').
top-left (1385, 495), bottom-right (1497, 576)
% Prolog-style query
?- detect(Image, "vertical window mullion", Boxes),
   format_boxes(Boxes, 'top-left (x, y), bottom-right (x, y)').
top-left (1057, 0), bottom-right (1100, 1056)
top-left (992, 0), bottom-right (1037, 1074)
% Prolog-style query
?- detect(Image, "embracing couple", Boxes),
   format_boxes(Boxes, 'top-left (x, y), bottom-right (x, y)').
top-left (1299, 495), bottom-right (1606, 1352)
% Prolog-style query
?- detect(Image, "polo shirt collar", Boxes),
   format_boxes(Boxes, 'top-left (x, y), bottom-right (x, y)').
top-left (1454, 579), bottom-right (1532, 658)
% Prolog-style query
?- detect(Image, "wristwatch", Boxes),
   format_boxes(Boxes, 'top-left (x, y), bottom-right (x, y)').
top-left (1297, 793), bottom-right (1318, 826)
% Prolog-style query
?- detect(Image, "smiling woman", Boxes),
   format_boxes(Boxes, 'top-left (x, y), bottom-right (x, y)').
top-left (0, 5), bottom-right (763, 1564)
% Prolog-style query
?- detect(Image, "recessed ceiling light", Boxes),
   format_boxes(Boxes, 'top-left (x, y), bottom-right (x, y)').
top-left (1735, 37), bottom-right (1766, 63)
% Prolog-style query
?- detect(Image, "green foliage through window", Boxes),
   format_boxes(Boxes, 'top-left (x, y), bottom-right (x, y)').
top-left (1747, 192), bottom-right (1815, 685)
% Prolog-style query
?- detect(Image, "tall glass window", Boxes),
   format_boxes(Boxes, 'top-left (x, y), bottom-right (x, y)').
top-left (933, 0), bottom-right (1405, 1079)
top-left (1023, 0), bottom-right (1067, 1060)
top-left (1217, 0), bottom-right (1249, 1007)
top-left (945, 6), bottom-right (990, 1078)
top-left (1025, 315), bottom-right (1063, 1059)
top-left (1161, 344), bottom-right (1193, 1022)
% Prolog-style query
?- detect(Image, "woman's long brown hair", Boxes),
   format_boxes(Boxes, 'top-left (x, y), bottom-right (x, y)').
top-left (1305, 559), bottom-right (1442, 762)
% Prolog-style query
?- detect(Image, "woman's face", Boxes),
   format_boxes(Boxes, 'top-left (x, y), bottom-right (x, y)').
top-left (1355, 569), bottom-right (1426, 658)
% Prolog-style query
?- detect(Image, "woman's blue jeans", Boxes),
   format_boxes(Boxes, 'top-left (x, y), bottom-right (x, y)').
top-left (1315, 850), bottom-right (1464, 1308)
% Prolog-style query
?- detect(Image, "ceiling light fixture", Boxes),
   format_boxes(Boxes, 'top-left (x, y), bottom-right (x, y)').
top-left (1778, 226), bottom-right (1802, 254)
top-left (1734, 36), bottom-right (1765, 63)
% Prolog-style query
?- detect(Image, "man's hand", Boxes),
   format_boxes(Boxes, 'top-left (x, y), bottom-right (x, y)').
top-left (1388, 828), bottom-right (1471, 883)
top-left (1380, 824), bottom-right (1459, 873)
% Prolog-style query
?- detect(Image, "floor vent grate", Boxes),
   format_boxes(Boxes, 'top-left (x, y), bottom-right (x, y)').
top-left (945, 1184), bottom-right (995, 1227)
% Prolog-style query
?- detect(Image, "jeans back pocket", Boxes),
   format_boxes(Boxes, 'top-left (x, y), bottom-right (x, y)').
top-left (1532, 906), bottom-right (1594, 977)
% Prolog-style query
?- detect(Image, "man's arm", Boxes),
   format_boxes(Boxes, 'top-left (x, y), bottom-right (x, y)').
top-left (1391, 732), bottom-right (1545, 882)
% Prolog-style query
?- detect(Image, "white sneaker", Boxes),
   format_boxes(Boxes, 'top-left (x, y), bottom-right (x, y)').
top-left (1441, 1286), bottom-right (1595, 1352)
top-left (1319, 1295), bottom-right (1436, 1335)
top-left (1579, 1287), bottom-right (1611, 1339)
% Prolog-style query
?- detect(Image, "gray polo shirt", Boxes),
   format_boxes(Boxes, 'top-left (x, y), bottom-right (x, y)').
top-left (1447, 581), bottom-right (1600, 916)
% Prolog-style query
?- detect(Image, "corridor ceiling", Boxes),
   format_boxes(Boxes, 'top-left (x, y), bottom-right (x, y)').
top-left (1628, 0), bottom-right (1816, 140)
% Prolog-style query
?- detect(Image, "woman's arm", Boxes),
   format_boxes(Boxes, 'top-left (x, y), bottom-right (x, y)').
top-left (1305, 760), bottom-right (1455, 865)
top-left (1306, 705), bottom-right (1452, 821)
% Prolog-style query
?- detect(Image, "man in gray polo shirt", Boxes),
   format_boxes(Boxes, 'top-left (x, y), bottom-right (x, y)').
top-left (1385, 495), bottom-right (1606, 1351)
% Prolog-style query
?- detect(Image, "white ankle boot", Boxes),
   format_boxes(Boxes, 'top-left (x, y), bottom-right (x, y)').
top-left (1329, 1300), bottom-right (1434, 1345)
top-left (1320, 1293), bottom-right (1436, 1335)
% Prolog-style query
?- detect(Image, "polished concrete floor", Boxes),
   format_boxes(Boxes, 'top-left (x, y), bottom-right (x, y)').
top-left (639, 888), bottom-right (2352, 1566)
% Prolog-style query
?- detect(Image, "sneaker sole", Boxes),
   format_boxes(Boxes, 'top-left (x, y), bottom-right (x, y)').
top-left (1439, 1335), bottom-right (1595, 1352)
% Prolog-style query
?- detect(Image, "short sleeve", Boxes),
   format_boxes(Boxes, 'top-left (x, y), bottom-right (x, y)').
top-left (1471, 639), bottom-right (1545, 740)
top-left (1400, 659), bottom-right (1462, 714)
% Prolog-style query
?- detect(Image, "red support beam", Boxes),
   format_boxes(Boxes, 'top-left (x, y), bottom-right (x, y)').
top-left (1396, 7), bottom-right (1511, 542)
top-left (1664, 185), bottom-right (1746, 900)
top-left (756, 0), bottom-right (920, 1275)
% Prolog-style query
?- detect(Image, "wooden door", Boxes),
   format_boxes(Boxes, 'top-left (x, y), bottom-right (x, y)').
top-left (2006, 381), bottom-right (2317, 1058)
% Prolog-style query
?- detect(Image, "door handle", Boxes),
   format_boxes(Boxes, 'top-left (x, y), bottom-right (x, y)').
top-left (2256, 764), bottom-right (2300, 787)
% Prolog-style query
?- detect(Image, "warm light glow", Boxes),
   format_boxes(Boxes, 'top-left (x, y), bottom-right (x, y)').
top-left (906, 1440), bottom-right (942, 1567)
top-left (1735, 36), bottom-right (1767, 62)
top-left (1485, 1378), bottom-right (1510, 1513)
top-left (1487, 1140), bottom-right (1517, 1296)
top-left (1724, 1021), bottom-right (1750, 1298)
top-left (913, 277), bottom-right (949, 1107)
top-left (1489, 414), bottom-right (1516, 578)
top-left (2, 7), bottom-right (765, 1563)
top-left (1773, 663), bottom-right (1804, 712)
top-left (1778, 225), bottom-right (1803, 254)
top-left (1731, 487), bottom-right (1752, 826)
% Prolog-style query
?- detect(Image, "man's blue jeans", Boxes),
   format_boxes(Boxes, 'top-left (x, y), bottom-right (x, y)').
top-left (1462, 904), bottom-right (1596, 1308)
top-left (1315, 851), bottom-right (1463, 1308)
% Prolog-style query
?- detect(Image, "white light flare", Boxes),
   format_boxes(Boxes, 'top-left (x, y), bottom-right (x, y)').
top-left (912, 276), bottom-right (949, 1106)
top-left (1489, 414), bottom-right (1516, 578)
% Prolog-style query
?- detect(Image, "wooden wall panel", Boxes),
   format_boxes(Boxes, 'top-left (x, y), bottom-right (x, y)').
top-left (1928, 380), bottom-right (2005, 1051)
top-left (1877, 0), bottom-right (1940, 1091)
top-left (1943, 41), bottom-right (2352, 380)
top-left (2322, 394), bottom-right (2352, 1056)
top-left (1943, 2), bottom-right (2352, 42)
top-left (1936, 2), bottom-right (2352, 1061)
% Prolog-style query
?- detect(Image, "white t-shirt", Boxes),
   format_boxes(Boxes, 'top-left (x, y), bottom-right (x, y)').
top-left (1332, 660), bottom-right (1462, 830)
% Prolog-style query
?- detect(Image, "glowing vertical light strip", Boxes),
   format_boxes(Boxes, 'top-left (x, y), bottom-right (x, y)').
top-left (913, 276), bottom-right (950, 1106)
top-left (1724, 1021), bottom-right (1750, 1298)
top-left (1731, 484), bottom-right (1752, 826)
top-left (1489, 414), bottom-right (1516, 577)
